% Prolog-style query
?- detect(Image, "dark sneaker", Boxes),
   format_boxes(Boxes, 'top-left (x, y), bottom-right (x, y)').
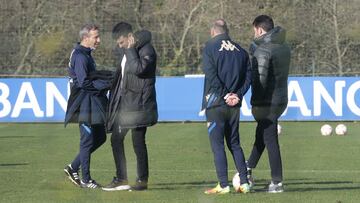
top-left (131, 180), bottom-right (148, 191)
top-left (247, 172), bottom-right (254, 188)
top-left (267, 181), bottom-right (284, 193)
top-left (64, 164), bottom-right (80, 186)
top-left (80, 179), bottom-right (101, 189)
top-left (102, 177), bottom-right (131, 191)
top-left (246, 161), bottom-right (254, 188)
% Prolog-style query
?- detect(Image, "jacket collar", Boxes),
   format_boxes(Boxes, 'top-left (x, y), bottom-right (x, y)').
top-left (75, 43), bottom-right (92, 54)
top-left (254, 26), bottom-right (286, 45)
top-left (211, 33), bottom-right (230, 42)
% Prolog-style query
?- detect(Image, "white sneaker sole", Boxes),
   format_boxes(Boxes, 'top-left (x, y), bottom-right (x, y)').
top-left (102, 185), bottom-right (131, 191)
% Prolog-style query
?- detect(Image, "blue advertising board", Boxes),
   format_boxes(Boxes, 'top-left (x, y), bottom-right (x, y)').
top-left (0, 77), bottom-right (359, 122)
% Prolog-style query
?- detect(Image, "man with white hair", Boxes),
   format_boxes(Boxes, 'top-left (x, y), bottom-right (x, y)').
top-left (64, 23), bottom-right (111, 189)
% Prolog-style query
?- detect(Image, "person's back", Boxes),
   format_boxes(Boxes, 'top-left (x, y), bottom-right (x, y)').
top-left (250, 26), bottom-right (290, 107)
top-left (202, 19), bottom-right (251, 195)
top-left (202, 30), bottom-right (251, 109)
top-left (205, 35), bottom-right (250, 96)
top-left (247, 15), bottom-right (291, 193)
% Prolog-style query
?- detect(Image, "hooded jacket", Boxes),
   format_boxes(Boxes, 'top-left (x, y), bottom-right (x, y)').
top-left (250, 26), bottom-right (291, 107)
top-left (201, 33), bottom-right (252, 110)
top-left (107, 30), bottom-right (158, 131)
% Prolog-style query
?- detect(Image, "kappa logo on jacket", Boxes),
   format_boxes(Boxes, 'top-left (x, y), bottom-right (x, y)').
top-left (219, 40), bottom-right (239, 52)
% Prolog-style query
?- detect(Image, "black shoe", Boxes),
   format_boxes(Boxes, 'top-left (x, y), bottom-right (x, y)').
top-left (102, 177), bottom-right (131, 191)
top-left (131, 180), bottom-right (148, 191)
top-left (64, 164), bottom-right (80, 186)
top-left (80, 179), bottom-right (101, 189)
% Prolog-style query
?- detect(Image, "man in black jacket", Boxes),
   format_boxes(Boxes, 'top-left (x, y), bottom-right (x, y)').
top-left (103, 22), bottom-right (157, 191)
top-left (246, 15), bottom-right (291, 193)
top-left (202, 19), bottom-right (251, 194)
top-left (64, 23), bottom-right (112, 189)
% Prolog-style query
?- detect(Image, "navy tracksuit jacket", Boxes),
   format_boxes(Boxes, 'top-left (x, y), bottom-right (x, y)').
top-left (202, 34), bottom-right (251, 110)
top-left (202, 33), bottom-right (251, 187)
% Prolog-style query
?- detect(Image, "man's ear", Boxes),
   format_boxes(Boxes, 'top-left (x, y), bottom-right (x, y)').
top-left (260, 28), bottom-right (266, 35)
top-left (82, 37), bottom-right (88, 44)
top-left (259, 27), bottom-right (268, 36)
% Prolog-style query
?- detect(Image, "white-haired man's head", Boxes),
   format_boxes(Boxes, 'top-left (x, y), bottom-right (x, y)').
top-left (210, 19), bottom-right (229, 38)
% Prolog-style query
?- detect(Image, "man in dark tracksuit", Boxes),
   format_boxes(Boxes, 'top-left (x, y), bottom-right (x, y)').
top-left (64, 24), bottom-right (112, 189)
top-left (102, 22), bottom-right (157, 191)
top-left (246, 15), bottom-right (291, 193)
top-left (202, 19), bottom-right (251, 194)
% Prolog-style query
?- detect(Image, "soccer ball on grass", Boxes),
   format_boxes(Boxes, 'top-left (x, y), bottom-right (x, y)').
top-left (232, 172), bottom-right (241, 192)
top-left (335, 124), bottom-right (347, 136)
top-left (320, 124), bottom-right (332, 136)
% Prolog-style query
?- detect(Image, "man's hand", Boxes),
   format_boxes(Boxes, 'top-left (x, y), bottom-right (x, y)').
top-left (224, 93), bottom-right (240, 107)
top-left (127, 34), bottom-right (136, 48)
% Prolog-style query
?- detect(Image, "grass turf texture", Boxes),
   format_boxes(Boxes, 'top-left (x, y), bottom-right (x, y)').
top-left (0, 122), bottom-right (360, 203)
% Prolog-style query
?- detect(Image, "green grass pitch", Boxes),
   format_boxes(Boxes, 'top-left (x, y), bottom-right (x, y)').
top-left (0, 122), bottom-right (360, 203)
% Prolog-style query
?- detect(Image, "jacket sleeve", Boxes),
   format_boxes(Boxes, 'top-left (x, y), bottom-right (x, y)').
top-left (202, 46), bottom-right (226, 97)
top-left (237, 54), bottom-right (252, 100)
top-left (90, 70), bottom-right (114, 91)
top-left (124, 46), bottom-right (156, 76)
top-left (254, 48), bottom-right (271, 90)
top-left (74, 54), bottom-right (94, 90)
top-left (74, 55), bottom-right (109, 91)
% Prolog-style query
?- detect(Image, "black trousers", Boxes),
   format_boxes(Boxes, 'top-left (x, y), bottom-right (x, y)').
top-left (111, 126), bottom-right (148, 182)
top-left (247, 105), bottom-right (286, 183)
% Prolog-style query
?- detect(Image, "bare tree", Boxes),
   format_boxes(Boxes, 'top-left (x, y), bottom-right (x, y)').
top-left (1, 0), bottom-right (360, 76)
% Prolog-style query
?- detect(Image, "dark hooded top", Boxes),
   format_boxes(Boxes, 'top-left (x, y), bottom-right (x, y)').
top-left (250, 26), bottom-right (291, 107)
top-left (107, 30), bottom-right (158, 131)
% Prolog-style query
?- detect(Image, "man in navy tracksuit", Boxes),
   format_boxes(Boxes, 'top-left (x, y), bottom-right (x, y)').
top-left (202, 19), bottom-right (251, 194)
top-left (64, 23), bottom-right (112, 189)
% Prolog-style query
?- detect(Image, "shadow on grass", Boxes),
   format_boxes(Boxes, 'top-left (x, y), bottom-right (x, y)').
top-left (152, 178), bottom-right (360, 192)
top-left (0, 163), bottom-right (29, 167)
top-left (285, 186), bottom-right (360, 192)
top-left (286, 180), bottom-right (353, 185)
top-left (252, 178), bottom-right (353, 186)
top-left (0, 136), bottom-right (34, 139)
top-left (153, 178), bottom-right (308, 188)
top-left (252, 178), bottom-right (359, 193)
top-left (152, 180), bottom-right (215, 190)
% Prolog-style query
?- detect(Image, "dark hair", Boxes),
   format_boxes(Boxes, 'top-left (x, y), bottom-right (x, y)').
top-left (112, 22), bottom-right (133, 40)
top-left (79, 23), bottom-right (99, 40)
top-left (252, 15), bottom-right (274, 32)
top-left (212, 19), bottom-right (229, 34)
